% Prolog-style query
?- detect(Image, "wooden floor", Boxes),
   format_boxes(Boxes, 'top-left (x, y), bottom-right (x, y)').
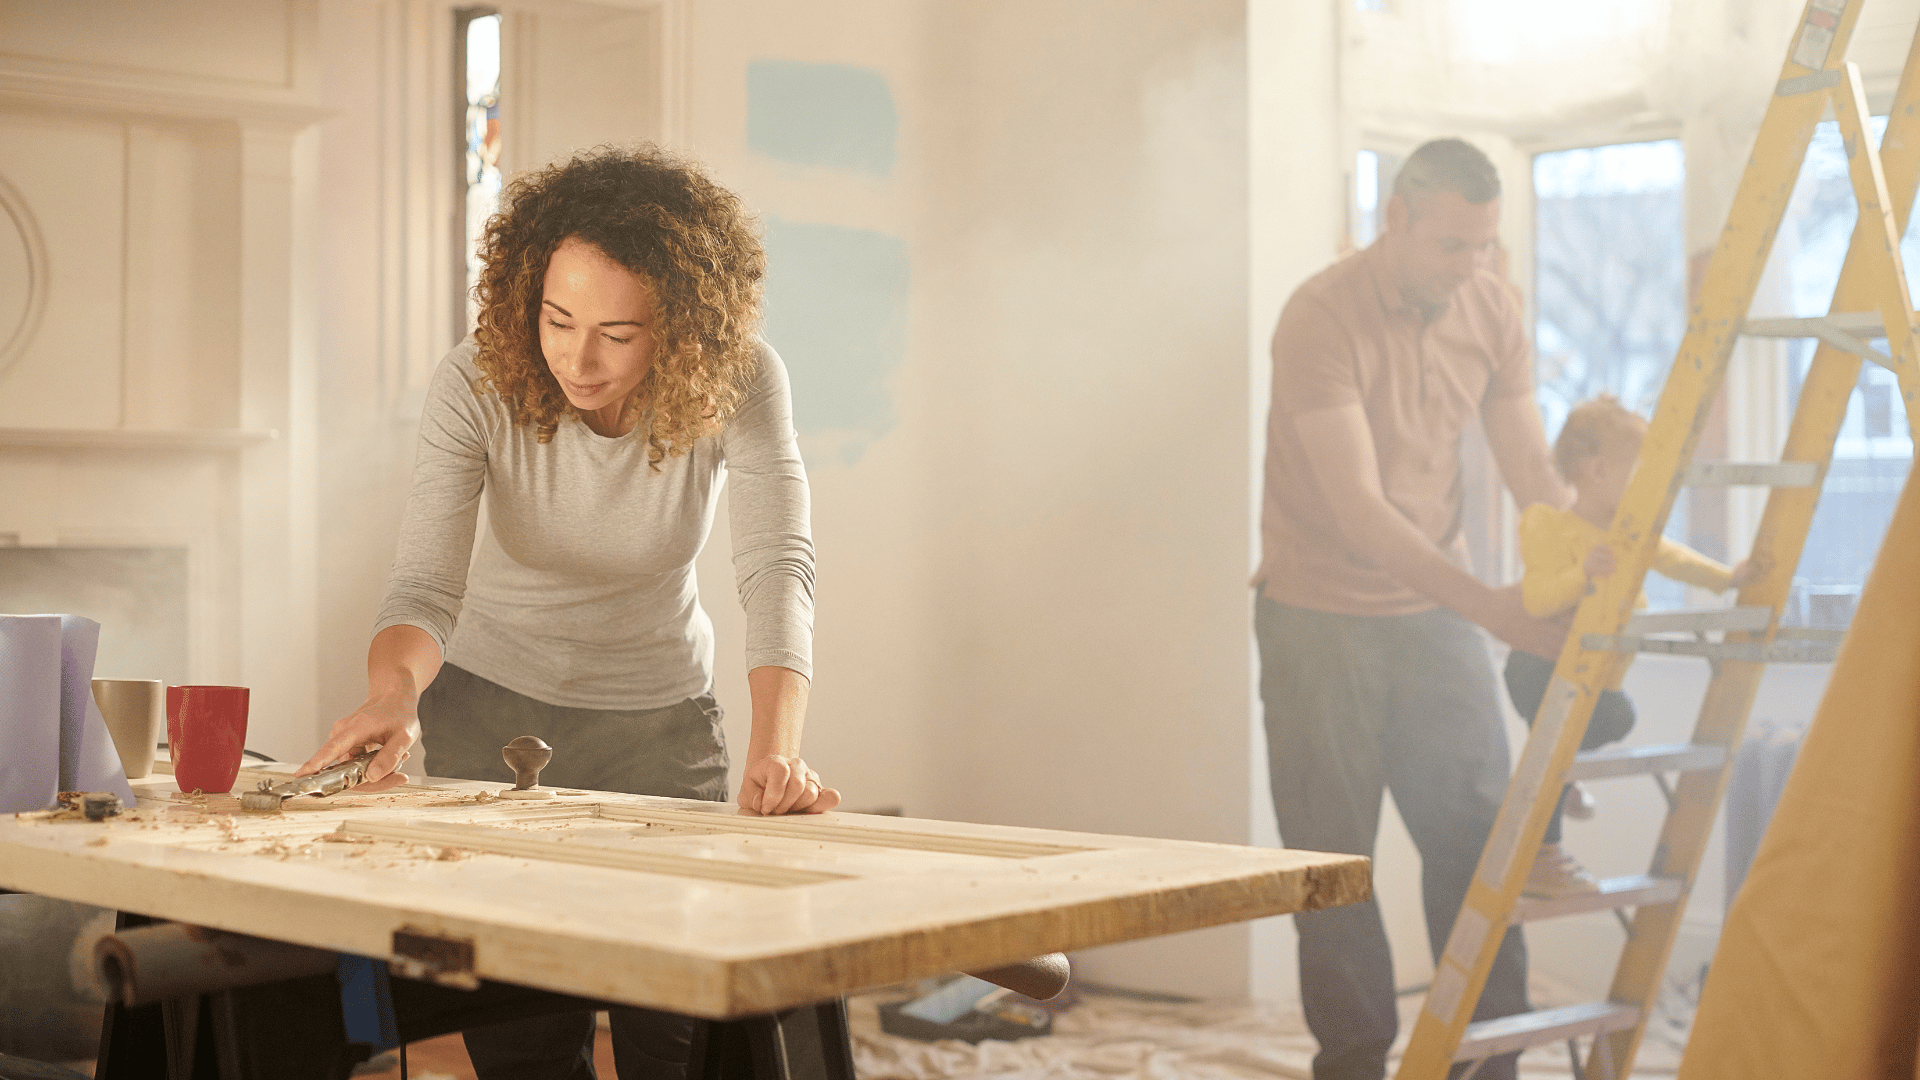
top-left (60, 1029), bottom-right (614, 1080)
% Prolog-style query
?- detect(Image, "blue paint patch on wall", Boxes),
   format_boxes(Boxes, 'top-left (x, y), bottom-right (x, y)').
top-left (746, 59), bottom-right (897, 176)
top-left (762, 218), bottom-right (909, 467)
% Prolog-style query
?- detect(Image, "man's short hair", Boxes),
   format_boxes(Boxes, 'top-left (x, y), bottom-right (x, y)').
top-left (1553, 395), bottom-right (1648, 480)
top-left (1392, 138), bottom-right (1501, 208)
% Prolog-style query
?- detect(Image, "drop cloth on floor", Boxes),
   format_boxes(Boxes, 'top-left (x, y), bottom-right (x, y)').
top-left (850, 976), bottom-right (1688, 1080)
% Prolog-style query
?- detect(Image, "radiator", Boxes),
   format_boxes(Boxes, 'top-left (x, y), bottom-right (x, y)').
top-left (1724, 720), bottom-right (1804, 915)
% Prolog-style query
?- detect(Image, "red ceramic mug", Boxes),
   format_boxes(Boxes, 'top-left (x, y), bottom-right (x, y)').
top-left (166, 685), bottom-right (250, 795)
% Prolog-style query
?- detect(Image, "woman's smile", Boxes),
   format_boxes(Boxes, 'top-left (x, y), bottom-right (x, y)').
top-left (539, 236), bottom-right (658, 437)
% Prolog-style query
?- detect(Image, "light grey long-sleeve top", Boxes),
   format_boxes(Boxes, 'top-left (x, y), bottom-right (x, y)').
top-left (374, 338), bottom-right (814, 711)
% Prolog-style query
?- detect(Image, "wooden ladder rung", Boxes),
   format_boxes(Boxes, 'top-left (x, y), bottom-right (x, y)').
top-left (1684, 461), bottom-right (1820, 487)
top-left (1454, 1001), bottom-right (1641, 1061)
top-left (1510, 874), bottom-right (1685, 925)
top-left (1623, 606), bottom-right (1775, 634)
top-left (1565, 744), bottom-right (1726, 781)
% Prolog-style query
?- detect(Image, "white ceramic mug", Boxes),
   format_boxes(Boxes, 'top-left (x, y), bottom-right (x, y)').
top-left (91, 678), bottom-right (164, 780)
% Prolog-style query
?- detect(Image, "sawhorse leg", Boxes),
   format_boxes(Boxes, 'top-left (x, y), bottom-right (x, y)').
top-left (92, 911), bottom-right (857, 1080)
top-left (689, 999), bottom-right (856, 1080)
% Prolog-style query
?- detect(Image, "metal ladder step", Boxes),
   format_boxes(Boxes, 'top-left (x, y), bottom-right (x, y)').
top-left (1741, 311), bottom-right (1909, 373)
top-left (1623, 605), bottom-right (1774, 634)
top-left (1777, 625), bottom-right (1847, 642)
top-left (1511, 874), bottom-right (1684, 924)
top-left (1454, 1001), bottom-right (1641, 1061)
top-left (1742, 310), bottom-right (1889, 338)
top-left (1685, 461), bottom-right (1819, 487)
top-left (1565, 743), bottom-right (1726, 781)
top-left (1582, 633), bottom-right (1840, 663)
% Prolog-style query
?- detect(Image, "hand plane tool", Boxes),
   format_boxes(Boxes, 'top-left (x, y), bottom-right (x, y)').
top-left (240, 748), bottom-right (382, 811)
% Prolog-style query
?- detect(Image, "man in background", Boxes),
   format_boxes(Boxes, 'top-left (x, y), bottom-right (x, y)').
top-left (1255, 138), bottom-right (1572, 1080)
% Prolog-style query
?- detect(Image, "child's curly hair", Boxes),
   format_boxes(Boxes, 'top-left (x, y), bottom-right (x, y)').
top-left (471, 144), bottom-right (766, 465)
top-left (1552, 394), bottom-right (1648, 480)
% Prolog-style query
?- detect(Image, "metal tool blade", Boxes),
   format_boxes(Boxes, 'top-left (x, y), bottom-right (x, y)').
top-left (239, 748), bottom-right (382, 812)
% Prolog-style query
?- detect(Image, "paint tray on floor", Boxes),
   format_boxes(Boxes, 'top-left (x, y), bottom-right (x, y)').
top-left (877, 975), bottom-right (1053, 1044)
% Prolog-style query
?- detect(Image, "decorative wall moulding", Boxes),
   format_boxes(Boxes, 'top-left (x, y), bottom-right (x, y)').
top-left (0, 63), bottom-right (330, 130)
top-left (0, 173), bottom-right (49, 382)
top-left (0, 428), bottom-right (278, 451)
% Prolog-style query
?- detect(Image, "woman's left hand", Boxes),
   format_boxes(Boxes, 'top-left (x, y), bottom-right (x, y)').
top-left (738, 755), bottom-right (840, 815)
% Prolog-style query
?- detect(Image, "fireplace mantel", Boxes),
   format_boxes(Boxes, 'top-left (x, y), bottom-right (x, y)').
top-left (0, 428), bottom-right (277, 451)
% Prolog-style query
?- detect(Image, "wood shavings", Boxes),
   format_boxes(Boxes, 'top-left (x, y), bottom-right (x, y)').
top-left (86, 836), bottom-right (109, 847)
top-left (470, 790), bottom-right (499, 804)
top-left (255, 839), bottom-right (320, 861)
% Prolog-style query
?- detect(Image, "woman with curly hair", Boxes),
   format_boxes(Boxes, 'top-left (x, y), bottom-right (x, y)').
top-left (294, 145), bottom-right (834, 1077)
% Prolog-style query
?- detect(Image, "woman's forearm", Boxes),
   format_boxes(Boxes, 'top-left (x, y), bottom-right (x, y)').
top-left (297, 624), bottom-right (441, 785)
top-left (744, 665), bottom-right (810, 761)
top-left (737, 665), bottom-right (836, 814)
top-left (367, 624), bottom-right (444, 705)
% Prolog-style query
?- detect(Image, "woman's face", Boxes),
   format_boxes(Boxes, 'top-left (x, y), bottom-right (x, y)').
top-left (539, 236), bottom-right (656, 434)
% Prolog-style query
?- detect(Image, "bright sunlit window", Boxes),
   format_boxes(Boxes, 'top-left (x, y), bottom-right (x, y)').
top-left (1352, 149), bottom-right (1402, 250)
top-left (459, 9), bottom-right (503, 336)
top-left (1764, 117), bottom-right (1917, 627)
top-left (1533, 139), bottom-right (1688, 607)
top-left (1449, 0), bottom-right (1666, 64)
top-left (1532, 140), bottom-right (1685, 428)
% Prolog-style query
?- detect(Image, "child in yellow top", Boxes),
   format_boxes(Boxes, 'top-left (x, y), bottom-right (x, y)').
top-left (1508, 395), bottom-right (1750, 898)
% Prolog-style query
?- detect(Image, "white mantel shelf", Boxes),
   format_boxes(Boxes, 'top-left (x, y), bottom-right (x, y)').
top-left (0, 428), bottom-right (278, 451)
top-left (0, 64), bottom-right (331, 129)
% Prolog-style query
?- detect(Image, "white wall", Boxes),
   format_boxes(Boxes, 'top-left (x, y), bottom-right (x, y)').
top-left (1247, 0), bottom-right (1345, 1008)
top-left (311, 0), bottom-right (441, 757)
top-left (305, 0), bottom-right (1277, 1000)
top-left (677, 0), bottom-right (1262, 999)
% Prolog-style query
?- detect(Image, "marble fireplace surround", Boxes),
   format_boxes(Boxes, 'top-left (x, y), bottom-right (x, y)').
top-left (0, 429), bottom-right (304, 755)
top-left (0, 21), bottom-right (329, 760)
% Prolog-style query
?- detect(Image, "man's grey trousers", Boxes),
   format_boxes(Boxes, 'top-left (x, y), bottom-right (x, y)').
top-left (1256, 594), bottom-right (1531, 1080)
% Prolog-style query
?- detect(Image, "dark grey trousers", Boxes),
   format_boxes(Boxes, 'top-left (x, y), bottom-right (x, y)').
top-left (1502, 649), bottom-right (1636, 844)
top-left (419, 663), bottom-right (730, 1080)
top-left (1256, 595), bottom-right (1530, 1080)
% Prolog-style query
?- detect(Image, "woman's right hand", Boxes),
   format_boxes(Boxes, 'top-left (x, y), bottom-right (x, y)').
top-left (296, 692), bottom-right (421, 793)
top-left (738, 754), bottom-right (841, 816)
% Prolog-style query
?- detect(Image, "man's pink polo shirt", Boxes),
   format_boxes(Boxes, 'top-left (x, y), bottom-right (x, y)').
top-left (1257, 240), bottom-right (1536, 616)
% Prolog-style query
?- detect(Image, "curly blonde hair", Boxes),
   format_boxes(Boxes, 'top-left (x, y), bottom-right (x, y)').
top-left (1553, 394), bottom-right (1648, 480)
top-left (471, 145), bottom-right (766, 465)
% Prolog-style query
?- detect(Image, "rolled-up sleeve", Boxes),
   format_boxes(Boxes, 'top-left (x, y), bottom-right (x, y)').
top-left (372, 352), bottom-right (490, 651)
top-left (721, 342), bottom-right (816, 679)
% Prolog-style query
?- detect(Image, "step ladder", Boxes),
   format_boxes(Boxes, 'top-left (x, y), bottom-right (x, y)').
top-left (1394, 1), bottom-right (1920, 1077)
